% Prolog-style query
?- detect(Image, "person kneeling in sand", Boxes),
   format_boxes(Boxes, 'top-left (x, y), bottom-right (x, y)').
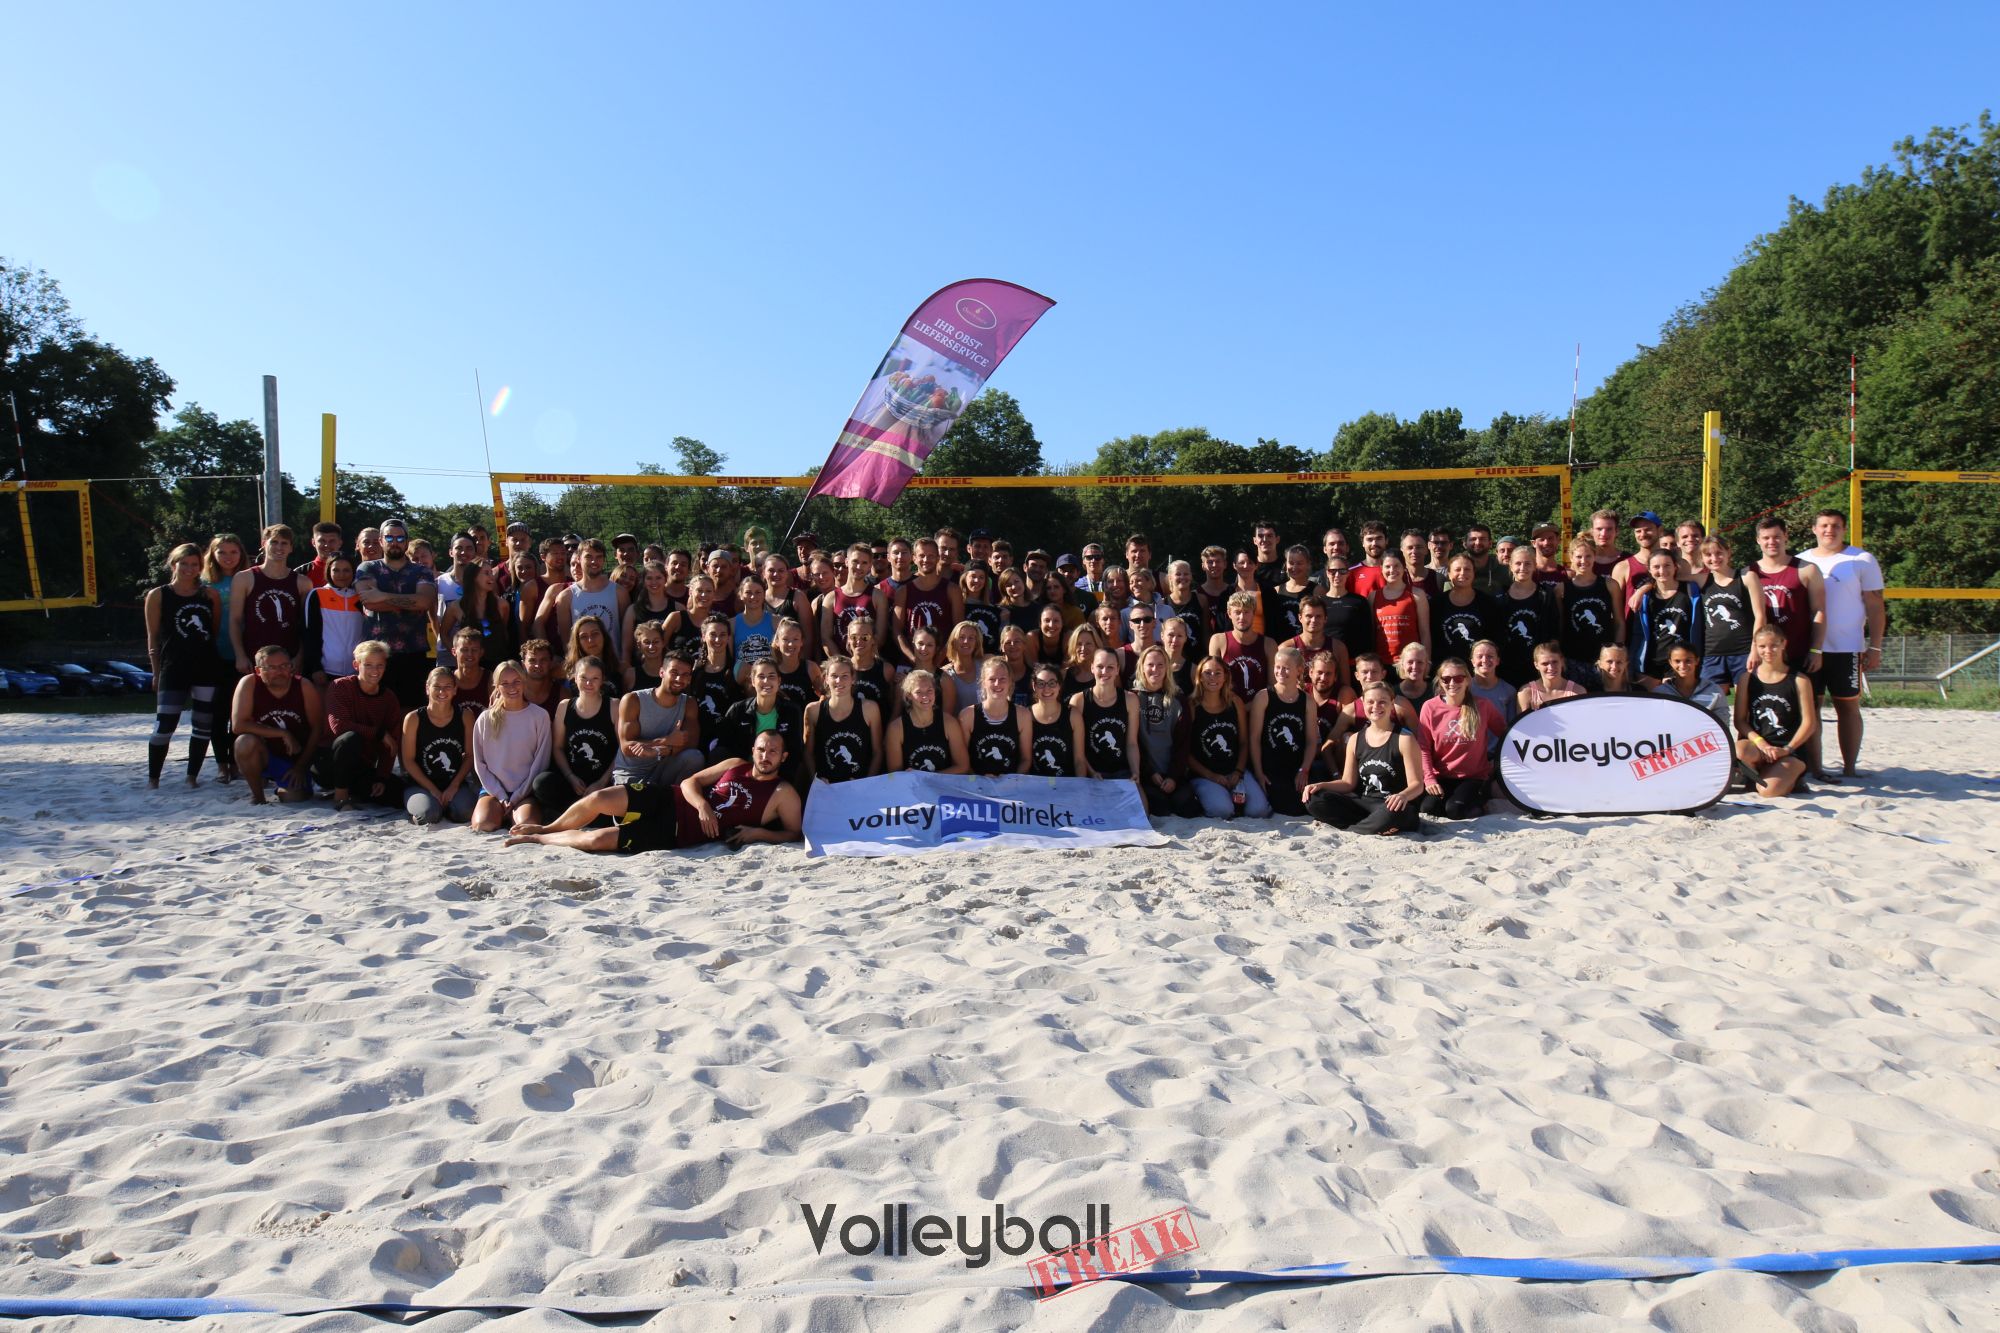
top-left (505, 728), bottom-right (802, 854)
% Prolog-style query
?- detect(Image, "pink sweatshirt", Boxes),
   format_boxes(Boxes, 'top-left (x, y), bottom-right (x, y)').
top-left (1418, 695), bottom-right (1506, 784)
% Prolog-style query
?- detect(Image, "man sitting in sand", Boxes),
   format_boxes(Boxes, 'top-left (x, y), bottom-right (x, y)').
top-left (505, 728), bottom-right (802, 854)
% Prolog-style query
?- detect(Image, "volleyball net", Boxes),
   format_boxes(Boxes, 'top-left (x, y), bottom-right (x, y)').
top-left (1849, 470), bottom-right (2000, 601)
top-left (489, 465), bottom-right (1576, 561)
top-left (0, 480), bottom-right (96, 612)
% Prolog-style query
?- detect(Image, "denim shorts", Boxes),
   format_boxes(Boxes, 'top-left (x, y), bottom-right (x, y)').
top-left (1701, 653), bottom-right (1749, 690)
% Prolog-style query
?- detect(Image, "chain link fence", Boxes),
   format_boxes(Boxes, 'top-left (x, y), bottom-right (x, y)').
top-left (1871, 634), bottom-right (2000, 695)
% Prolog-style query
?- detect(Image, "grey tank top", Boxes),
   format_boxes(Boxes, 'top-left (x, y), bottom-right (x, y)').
top-left (570, 579), bottom-right (620, 633)
top-left (612, 689), bottom-right (689, 778)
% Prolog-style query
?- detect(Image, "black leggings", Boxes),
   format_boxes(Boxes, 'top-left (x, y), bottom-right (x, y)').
top-left (1420, 775), bottom-right (1489, 821)
top-left (1265, 767), bottom-right (1306, 816)
top-left (1143, 780), bottom-right (1201, 818)
top-left (211, 665), bottom-right (241, 776)
top-left (530, 768), bottom-right (605, 816)
top-left (1306, 789), bottom-right (1420, 835)
top-left (311, 730), bottom-right (405, 803)
top-left (149, 674), bottom-right (215, 782)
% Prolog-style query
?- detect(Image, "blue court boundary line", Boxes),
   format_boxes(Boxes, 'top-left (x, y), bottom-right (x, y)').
top-left (6, 1243), bottom-right (1997, 1317)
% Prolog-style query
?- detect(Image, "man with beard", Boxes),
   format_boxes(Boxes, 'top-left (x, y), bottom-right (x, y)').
top-left (505, 728), bottom-right (802, 854)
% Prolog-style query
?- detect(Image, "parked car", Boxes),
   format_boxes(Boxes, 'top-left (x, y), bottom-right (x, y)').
top-left (25, 661), bottom-right (128, 696)
top-left (1, 666), bottom-right (63, 698)
top-left (89, 659), bottom-right (155, 692)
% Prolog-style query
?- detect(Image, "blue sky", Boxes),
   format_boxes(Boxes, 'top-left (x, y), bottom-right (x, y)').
top-left (8, 3), bottom-right (1997, 506)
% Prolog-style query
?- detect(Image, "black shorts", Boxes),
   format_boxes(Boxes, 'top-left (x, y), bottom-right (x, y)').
top-left (613, 779), bottom-right (680, 853)
top-left (1812, 652), bottom-right (1861, 701)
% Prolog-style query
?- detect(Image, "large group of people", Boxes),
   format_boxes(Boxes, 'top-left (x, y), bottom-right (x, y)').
top-left (142, 503), bottom-right (1886, 852)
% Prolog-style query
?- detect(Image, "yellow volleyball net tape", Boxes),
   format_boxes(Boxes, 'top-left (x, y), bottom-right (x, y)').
top-left (0, 479), bottom-right (95, 612)
top-left (1849, 469), bottom-right (2000, 601)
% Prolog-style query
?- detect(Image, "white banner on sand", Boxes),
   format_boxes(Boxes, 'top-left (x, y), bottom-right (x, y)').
top-left (803, 773), bottom-right (1167, 859)
top-left (1498, 694), bottom-right (1732, 816)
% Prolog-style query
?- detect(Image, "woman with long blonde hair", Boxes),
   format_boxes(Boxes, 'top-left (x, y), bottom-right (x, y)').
top-left (471, 659), bottom-right (551, 833)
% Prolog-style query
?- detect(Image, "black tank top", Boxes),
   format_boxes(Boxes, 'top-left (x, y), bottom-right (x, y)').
top-left (689, 665), bottom-right (740, 734)
top-left (1434, 591), bottom-right (1496, 660)
top-left (1498, 585), bottom-right (1560, 686)
top-left (413, 707), bottom-right (468, 788)
top-left (1562, 577), bottom-right (1617, 660)
top-left (562, 696), bottom-right (617, 784)
top-left (1192, 700), bottom-right (1242, 773)
top-left (965, 602), bottom-right (1004, 654)
top-left (899, 709), bottom-right (951, 773)
top-left (1701, 574), bottom-right (1755, 656)
top-left (159, 585), bottom-right (216, 671)
top-left (1744, 669), bottom-right (1803, 748)
top-left (665, 616), bottom-right (703, 656)
top-left (1081, 688), bottom-right (1131, 776)
top-left (1260, 688), bottom-right (1309, 779)
top-left (631, 660), bottom-right (663, 692)
top-left (813, 698), bottom-right (873, 782)
top-left (1638, 585), bottom-right (1696, 676)
top-left (1029, 708), bottom-right (1073, 777)
top-left (968, 703), bottom-right (1021, 775)
top-left (1353, 728), bottom-right (1407, 799)
top-left (850, 658), bottom-right (892, 710)
top-left (776, 660), bottom-right (816, 711)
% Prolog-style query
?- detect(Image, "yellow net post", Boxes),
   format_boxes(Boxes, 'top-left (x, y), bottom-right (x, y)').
top-left (320, 415), bottom-right (337, 524)
top-left (1702, 411), bottom-right (1722, 534)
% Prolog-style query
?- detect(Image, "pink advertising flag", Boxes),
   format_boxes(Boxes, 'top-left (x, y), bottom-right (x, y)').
top-left (807, 279), bottom-right (1055, 505)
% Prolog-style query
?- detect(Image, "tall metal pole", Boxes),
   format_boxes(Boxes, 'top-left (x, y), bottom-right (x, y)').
top-left (6, 392), bottom-right (28, 482)
top-left (1566, 343), bottom-right (1580, 465)
top-left (1848, 352), bottom-right (1857, 473)
top-left (261, 375), bottom-right (283, 527)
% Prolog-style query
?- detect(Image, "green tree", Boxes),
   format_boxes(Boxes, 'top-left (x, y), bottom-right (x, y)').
top-left (1, 257), bottom-right (175, 606)
top-left (136, 404), bottom-right (267, 591)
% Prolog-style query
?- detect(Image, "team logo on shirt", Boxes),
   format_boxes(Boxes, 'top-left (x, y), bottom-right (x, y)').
top-left (975, 736), bottom-right (1012, 767)
top-left (1751, 699), bottom-right (1788, 739)
top-left (260, 707), bottom-right (306, 734)
top-left (713, 780), bottom-right (752, 813)
top-left (1266, 717), bottom-right (1299, 751)
top-left (421, 737), bottom-right (462, 776)
top-left (1089, 722), bottom-right (1123, 757)
top-left (1573, 605), bottom-right (1604, 635)
top-left (173, 603), bottom-right (211, 639)
top-left (1708, 600), bottom-right (1743, 630)
top-left (1358, 756), bottom-right (1396, 795)
top-left (1507, 611), bottom-right (1536, 644)
top-left (826, 738), bottom-right (860, 774)
top-left (570, 734), bottom-right (604, 771)
top-left (253, 588), bottom-right (293, 627)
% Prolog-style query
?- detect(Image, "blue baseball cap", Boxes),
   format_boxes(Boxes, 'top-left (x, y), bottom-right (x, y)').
top-left (1629, 510), bottom-right (1663, 526)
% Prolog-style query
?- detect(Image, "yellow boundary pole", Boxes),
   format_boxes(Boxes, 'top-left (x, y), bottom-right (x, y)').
top-left (1701, 411), bottom-right (1722, 534)
top-left (320, 415), bottom-right (337, 524)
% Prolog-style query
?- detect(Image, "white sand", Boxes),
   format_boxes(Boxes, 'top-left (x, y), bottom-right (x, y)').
top-left (5, 709), bottom-right (2000, 1330)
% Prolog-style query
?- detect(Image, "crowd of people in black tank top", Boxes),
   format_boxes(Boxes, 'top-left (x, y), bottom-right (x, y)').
top-left (142, 502), bottom-right (1880, 849)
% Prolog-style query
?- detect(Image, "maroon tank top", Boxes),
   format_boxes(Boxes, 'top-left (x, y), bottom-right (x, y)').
top-left (1222, 631), bottom-right (1268, 698)
top-left (250, 677), bottom-right (312, 743)
top-left (1757, 559), bottom-right (1811, 665)
top-left (675, 762), bottom-right (784, 845)
top-left (242, 568), bottom-right (304, 657)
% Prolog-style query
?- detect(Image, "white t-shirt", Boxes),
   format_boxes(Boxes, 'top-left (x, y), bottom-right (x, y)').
top-left (1797, 545), bottom-right (1883, 653)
